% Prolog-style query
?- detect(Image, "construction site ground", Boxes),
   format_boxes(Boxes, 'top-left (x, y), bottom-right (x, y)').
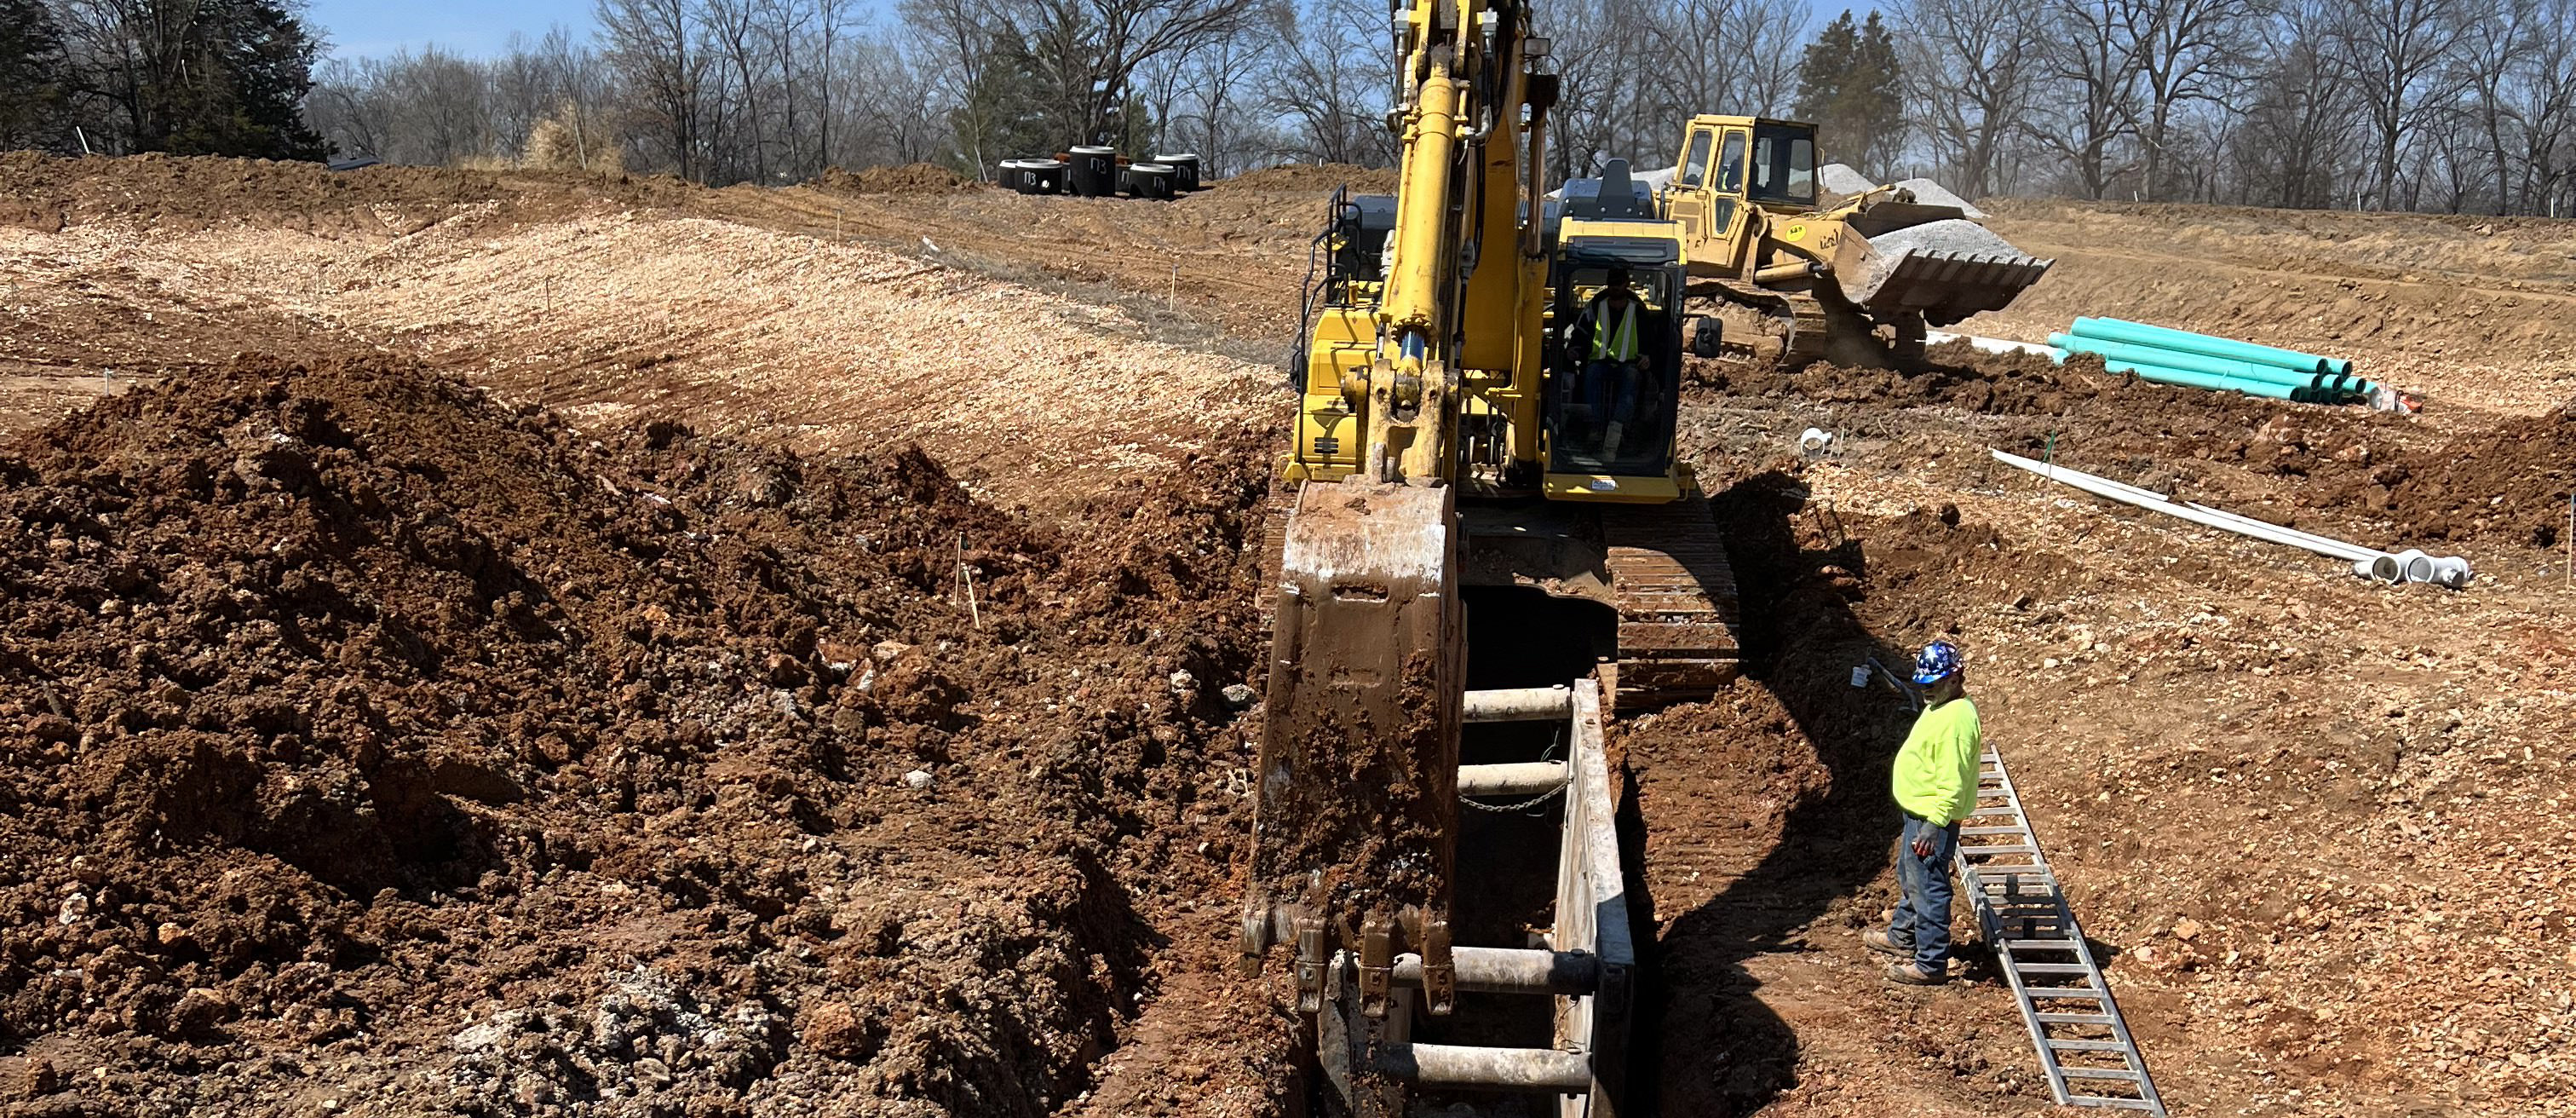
top-left (0, 153), bottom-right (2570, 1118)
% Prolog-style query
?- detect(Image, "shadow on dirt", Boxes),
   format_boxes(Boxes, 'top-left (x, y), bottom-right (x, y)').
top-left (1623, 468), bottom-right (1932, 1116)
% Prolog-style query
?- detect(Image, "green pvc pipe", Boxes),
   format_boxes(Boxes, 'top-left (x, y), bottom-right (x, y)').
top-left (2050, 334), bottom-right (2378, 397)
top-left (2073, 317), bottom-right (2353, 377)
top-left (2050, 334), bottom-right (2311, 385)
top-left (2100, 358), bottom-right (2298, 400)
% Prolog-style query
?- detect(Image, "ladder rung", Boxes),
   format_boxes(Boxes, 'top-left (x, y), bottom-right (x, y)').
top-left (1964, 846), bottom-right (2038, 856)
top-left (2048, 1039), bottom-right (2132, 1052)
top-left (2062, 1097), bottom-right (2159, 1110)
top-left (2060, 1067), bottom-right (2144, 1081)
top-left (1961, 826), bottom-right (2027, 836)
top-left (2004, 938), bottom-right (2081, 951)
top-left (2014, 962), bottom-right (2095, 976)
top-left (2037, 1012), bottom-right (2115, 1024)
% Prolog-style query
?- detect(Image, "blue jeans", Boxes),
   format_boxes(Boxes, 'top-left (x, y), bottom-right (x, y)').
top-left (1889, 815), bottom-right (1958, 972)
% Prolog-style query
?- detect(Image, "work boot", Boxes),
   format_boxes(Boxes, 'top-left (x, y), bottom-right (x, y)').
top-left (1862, 929), bottom-right (1911, 958)
top-left (1886, 960), bottom-right (1948, 986)
top-left (1601, 420), bottom-right (1624, 458)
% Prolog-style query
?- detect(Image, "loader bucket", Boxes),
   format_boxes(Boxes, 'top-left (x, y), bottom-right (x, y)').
top-left (1837, 217), bottom-right (2054, 326)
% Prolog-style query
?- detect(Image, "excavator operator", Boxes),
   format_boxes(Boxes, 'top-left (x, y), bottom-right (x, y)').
top-left (1571, 267), bottom-right (1649, 458)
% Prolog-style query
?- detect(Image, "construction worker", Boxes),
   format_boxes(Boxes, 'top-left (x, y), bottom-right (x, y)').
top-left (1572, 267), bottom-right (1645, 458)
top-left (1866, 638), bottom-right (1981, 985)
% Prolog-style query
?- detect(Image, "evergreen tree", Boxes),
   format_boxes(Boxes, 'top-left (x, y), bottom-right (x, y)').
top-left (158, 0), bottom-right (331, 158)
top-left (1793, 9), bottom-right (1904, 178)
top-left (0, 0), bottom-right (69, 151)
top-left (59, 0), bottom-right (328, 159)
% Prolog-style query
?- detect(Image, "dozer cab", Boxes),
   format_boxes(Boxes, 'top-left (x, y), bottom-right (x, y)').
top-left (1658, 113), bottom-right (2053, 367)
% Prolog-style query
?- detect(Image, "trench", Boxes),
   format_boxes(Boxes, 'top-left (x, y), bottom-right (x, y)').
top-left (1370, 585), bottom-right (1621, 1116)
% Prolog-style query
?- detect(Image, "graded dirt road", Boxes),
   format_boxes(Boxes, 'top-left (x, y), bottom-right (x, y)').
top-left (1, 154), bottom-right (2570, 1118)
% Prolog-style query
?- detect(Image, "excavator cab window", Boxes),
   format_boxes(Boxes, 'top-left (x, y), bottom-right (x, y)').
top-left (1677, 130), bottom-right (1713, 188)
top-left (1749, 124), bottom-right (1816, 205)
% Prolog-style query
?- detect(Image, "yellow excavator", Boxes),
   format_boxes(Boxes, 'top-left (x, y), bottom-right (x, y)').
top-left (1239, 0), bottom-right (1737, 1111)
top-left (1658, 113), bottom-right (2055, 366)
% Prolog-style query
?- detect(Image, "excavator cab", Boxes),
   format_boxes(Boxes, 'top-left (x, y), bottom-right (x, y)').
top-left (1544, 248), bottom-right (1682, 493)
top-left (1542, 159), bottom-right (1689, 501)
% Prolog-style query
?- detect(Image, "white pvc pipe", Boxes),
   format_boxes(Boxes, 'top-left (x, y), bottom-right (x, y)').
top-left (1993, 450), bottom-right (2402, 579)
top-left (2425, 556), bottom-right (2472, 588)
top-left (2171, 501), bottom-right (2401, 573)
top-left (2175, 502), bottom-right (2481, 585)
top-left (1924, 330), bottom-right (2067, 360)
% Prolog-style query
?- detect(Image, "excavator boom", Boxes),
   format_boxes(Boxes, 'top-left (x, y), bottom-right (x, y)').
top-left (1245, 3), bottom-right (1736, 1112)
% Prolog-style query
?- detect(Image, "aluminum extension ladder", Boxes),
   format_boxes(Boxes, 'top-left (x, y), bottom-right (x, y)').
top-left (1954, 747), bottom-right (2167, 1115)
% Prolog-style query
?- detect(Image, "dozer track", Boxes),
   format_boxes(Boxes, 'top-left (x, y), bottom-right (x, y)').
top-left (1699, 279), bottom-right (1830, 366)
top-left (1697, 279), bottom-right (1929, 370)
top-left (1600, 492), bottom-right (1743, 710)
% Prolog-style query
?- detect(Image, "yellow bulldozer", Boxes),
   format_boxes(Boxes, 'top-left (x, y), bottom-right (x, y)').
top-left (1243, 1), bottom-right (1739, 1112)
top-left (1657, 113), bottom-right (2054, 366)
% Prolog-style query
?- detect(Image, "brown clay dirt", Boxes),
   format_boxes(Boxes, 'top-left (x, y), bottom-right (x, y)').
top-left (2, 154), bottom-right (2573, 1118)
top-left (810, 164), bottom-right (983, 196)
top-left (0, 355), bottom-right (1296, 1115)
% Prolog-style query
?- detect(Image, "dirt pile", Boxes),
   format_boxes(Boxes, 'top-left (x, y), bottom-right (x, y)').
top-left (1207, 164), bottom-right (1397, 195)
top-left (2303, 403), bottom-right (2576, 545)
top-left (0, 357), bottom-right (1282, 1115)
top-left (812, 164), bottom-right (982, 196)
top-left (0, 152), bottom-right (697, 237)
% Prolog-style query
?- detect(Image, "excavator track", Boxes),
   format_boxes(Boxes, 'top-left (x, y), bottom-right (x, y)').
top-left (1600, 492), bottom-right (1742, 710)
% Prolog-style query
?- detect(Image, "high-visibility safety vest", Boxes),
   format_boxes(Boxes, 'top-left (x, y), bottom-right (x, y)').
top-left (1590, 297), bottom-right (1639, 362)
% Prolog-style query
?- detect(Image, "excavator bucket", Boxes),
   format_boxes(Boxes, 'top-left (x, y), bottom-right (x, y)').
top-left (1239, 479), bottom-right (1463, 1024)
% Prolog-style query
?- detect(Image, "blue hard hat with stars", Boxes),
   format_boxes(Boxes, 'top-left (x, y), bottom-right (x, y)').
top-left (1911, 639), bottom-right (1962, 685)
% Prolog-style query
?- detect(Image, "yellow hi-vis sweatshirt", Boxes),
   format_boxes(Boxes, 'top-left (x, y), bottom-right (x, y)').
top-left (1892, 697), bottom-right (1981, 825)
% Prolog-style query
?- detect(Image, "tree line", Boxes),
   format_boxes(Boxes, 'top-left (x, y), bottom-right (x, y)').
top-left (0, 0), bottom-right (2571, 217)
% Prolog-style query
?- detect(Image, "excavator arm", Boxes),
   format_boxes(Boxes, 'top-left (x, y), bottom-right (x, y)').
top-left (1239, 0), bottom-right (1554, 1103)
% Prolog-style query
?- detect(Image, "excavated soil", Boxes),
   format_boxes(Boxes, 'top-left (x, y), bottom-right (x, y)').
top-left (811, 164), bottom-right (982, 196)
top-left (4, 155), bottom-right (2575, 1118)
top-left (0, 152), bottom-right (703, 238)
top-left (0, 357), bottom-right (1293, 1115)
top-left (1204, 165), bottom-right (1396, 195)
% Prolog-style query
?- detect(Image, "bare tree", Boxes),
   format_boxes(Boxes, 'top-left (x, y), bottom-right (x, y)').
top-left (1265, 0), bottom-right (1391, 167)
top-left (597, 0), bottom-right (705, 179)
top-left (1895, 0), bottom-right (2042, 196)
top-left (2233, 0), bottom-right (2365, 207)
top-left (2504, 0), bottom-right (2576, 214)
top-left (1176, 21), bottom-right (1261, 175)
top-left (897, 0), bottom-right (1008, 173)
top-left (2113, 0), bottom-right (2257, 200)
top-left (2030, 0), bottom-right (2138, 199)
top-left (2328, 0), bottom-right (2471, 209)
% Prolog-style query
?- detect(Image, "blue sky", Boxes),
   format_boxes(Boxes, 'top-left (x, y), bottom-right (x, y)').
top-left (308, 0), bottom-right (601, 60)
